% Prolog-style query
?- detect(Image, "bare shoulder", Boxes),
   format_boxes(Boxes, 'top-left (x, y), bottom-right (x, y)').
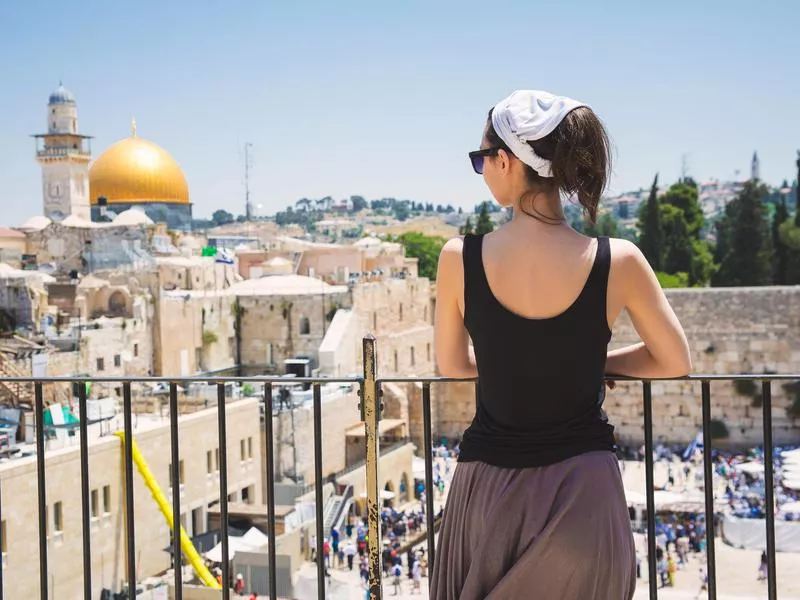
top-left (438, 236), bottom-right (465, 265)
top-left (436, 236), bottom-right (465, 282)
top-left (441, 235), bottom-right (465, 254)
top-left (608, 237), bottom-right (648, 270)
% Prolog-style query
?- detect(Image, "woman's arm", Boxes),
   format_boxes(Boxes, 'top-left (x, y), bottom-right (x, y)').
top-left (606, 240), bottom-right (693, 379)
top-left (434, 238), bottom-right (478, 378)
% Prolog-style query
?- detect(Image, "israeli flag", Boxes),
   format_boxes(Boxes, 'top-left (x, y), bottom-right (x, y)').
top-left (215, 249), bottom-right (234, 265)
top-left (683, 431), bottom-right (704, 461)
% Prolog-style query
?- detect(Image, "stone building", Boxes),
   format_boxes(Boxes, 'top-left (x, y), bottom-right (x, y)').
top-left (155, 290), bottom-right (238, 376)
top-left (0, 399), bottom-right (262, 600)
top-left (234, 274), bottom-right (351, 370)
top-left (233, 272), bottom-right (434, 379)
top-left (435, 286), bottom-right (800, 448)
top-left (19, 217), bottom-right (156, 276)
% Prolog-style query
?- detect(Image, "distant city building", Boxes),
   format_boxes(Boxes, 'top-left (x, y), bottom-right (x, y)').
top-left (89, 119), bottom-right (193, 229)
top-left (32, 84), bottom-right (193, 229)
top-left (33, 84), bottom-right (93, 222)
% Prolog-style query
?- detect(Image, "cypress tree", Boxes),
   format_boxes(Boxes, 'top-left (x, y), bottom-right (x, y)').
top-left (713, 181), bottom-right (773, 286)
top-left (637, 174), bottom-right (663, 270)
top-left (772, 196), bottom-right (789, 284)
top-left (475, 202), bottom-right (495, 235)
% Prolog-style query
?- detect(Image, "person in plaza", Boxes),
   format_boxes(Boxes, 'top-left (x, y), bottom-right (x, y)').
top-left (432, 89), bottom-right (692, 599)
top-left (695, 566), bottom-right (709, 599)
top-left (411, 557), bottom-right (422, 594)
top-left (757, 549), bottom-right (768, 581)
top-left (667, 552), bottom-right (677, 587)
top-left (233, 573), bottom-right (246, 596)
top-left (391, 562), bottom-right (403, 595)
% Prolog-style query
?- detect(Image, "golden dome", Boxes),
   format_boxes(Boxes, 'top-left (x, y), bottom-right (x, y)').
top-left (89, 133), bottom-right (189, 205)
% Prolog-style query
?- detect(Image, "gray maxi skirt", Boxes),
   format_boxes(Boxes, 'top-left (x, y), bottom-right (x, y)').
top-left (429, 451), bottom-right (636, 600)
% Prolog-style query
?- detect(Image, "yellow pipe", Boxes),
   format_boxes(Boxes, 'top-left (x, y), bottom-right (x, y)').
top-left (114, 431), bottom-right (221, 589)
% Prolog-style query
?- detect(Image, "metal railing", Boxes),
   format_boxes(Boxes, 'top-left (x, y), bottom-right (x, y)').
top-left (0, 334), bottom-right (794, 600)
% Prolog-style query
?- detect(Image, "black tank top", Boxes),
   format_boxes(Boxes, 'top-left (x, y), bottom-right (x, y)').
top-left (457, 233), bottom-right (616, 468)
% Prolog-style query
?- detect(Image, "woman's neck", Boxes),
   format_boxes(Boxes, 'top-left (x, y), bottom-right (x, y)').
top-left (510, 191), bottom-right (565, 225)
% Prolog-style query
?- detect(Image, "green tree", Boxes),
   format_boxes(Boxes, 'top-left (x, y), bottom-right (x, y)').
top-left (712, 181), bottom-right (774, 286)
top-left (459, 217), bottom-right (474, 235)
top-left (661, 204), bottom-right (693, 274)
top-left (779, 220), bottom-right (800, 284)
top-left (392, 202), bottom-right (410, 221)
top-left (211, 209), bottom-right (235, 226)
top-left (637, 175), bottom-right (663, 271)
top-left (350, 195), bottom-right (367, 212)
top-left (475, 202), bottom-right (494, 235)
top-left (392, 232), bottom-right (447, 280)
top-left (772, 196), bottom-right (790, 284)
top-left (585, 212), bottom-right (619, 237)
top-left (662, 180), bottom-right (704, 237)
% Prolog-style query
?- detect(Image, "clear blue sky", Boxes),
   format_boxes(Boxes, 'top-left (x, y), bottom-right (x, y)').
top-left (1, 0), bottom-right (798, 224)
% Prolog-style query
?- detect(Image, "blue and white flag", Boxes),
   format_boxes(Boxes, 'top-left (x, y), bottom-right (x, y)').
top-left (683, 431), bottom-right (704, 461)
top-left (215, 249), bottom-right (234, 265)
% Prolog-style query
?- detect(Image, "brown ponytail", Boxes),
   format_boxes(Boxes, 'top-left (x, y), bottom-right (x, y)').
top-left (485, 107), bottom-right (611, 223)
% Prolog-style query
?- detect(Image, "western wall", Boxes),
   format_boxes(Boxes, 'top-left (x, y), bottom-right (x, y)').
top-left (433, 286), bottom-right (800, 448)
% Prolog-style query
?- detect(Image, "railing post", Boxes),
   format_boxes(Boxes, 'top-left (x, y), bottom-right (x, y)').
top-left (701, 381), bottom-right (717, 600)
top-left (642, 381), bottom-right (658, 600)
top-left (361, 335), bottom-right (383, 599)
top-left (761, 381), bottom-right (777, 600)
top-left (34, 382), bottom-right (47, 600)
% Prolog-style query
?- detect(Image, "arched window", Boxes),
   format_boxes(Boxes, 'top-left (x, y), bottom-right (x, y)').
top-left (299, 316), bottom-right (310, 335)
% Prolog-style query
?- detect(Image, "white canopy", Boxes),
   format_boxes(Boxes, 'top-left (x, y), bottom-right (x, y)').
top-left (782, 479), bottom-right (800, 491)
top-left (625, 489), bottom-right (648, 506)
top-left (780, 501), bottom-right (800, 515)
top-left (204, 529), bottom-right (268, 563)
top-left (735, 461), bottom-right (765, 475)
top-left (359, 489), bottom-right (396, 500)
top-left (241, 526), bottom-right (270, 546)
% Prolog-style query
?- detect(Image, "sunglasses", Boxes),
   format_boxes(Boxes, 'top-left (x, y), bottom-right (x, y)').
top-left (468, 147), bottom-right (503, 174)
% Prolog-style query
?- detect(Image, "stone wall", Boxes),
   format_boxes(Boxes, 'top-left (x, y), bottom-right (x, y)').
top-left (238, 291), bottom-right (351, 369)
top-left (352, 278), bottom-right (435, 377)
top-left (606, 286), bottom-right (800, 447)
top-left (155, 292), bottom-right (237, 376)
top-left (435, 287), bottom-right (800, 448)
top-left (261, 385), bottom-right (363, 494)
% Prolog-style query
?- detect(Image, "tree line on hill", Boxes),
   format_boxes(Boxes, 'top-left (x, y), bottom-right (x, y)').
top-left (200, 168), bottom-right (800, 290)
top-left (637, 175), bottom-right (800, 287)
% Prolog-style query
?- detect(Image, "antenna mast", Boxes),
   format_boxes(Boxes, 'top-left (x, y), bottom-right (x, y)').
top-left (244, 142), bottom-right (253, 221)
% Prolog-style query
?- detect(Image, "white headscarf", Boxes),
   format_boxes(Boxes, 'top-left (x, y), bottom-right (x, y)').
top-left (491, 90), bottom-right (587, 178)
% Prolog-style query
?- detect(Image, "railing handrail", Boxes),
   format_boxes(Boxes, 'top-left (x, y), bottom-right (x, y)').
top-left (1, 335), bottom-right (791, 600)
top-left (1, 372), bottom-right (799, 384)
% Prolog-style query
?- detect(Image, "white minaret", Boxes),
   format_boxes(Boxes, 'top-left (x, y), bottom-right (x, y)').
top-left (33, 83), bottom-right (92, 221)
top-left (751, 151), bottom-right (760, 182)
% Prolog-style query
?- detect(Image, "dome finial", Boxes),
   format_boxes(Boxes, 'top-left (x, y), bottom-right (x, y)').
top-left (131, 117), bottom-right (137, 137)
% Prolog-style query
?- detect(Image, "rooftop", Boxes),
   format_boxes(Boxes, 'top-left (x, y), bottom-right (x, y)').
top-left (228, 274), bottom-right (348, 296)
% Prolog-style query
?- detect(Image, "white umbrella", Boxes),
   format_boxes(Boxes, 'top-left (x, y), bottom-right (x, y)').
top-left (735, 461), bottom-right (765, 475)
top-left (624, 489), bottom-right (647, 506)
top-left (204, 536), bottom-right (260, 563)
top-left (780, 501), bottom-right (800, 515)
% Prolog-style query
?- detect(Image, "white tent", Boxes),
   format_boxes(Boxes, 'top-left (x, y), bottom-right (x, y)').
top-left (241, 527), bottom-right (270, 547)
top-left (780, 501), bottom-right (800, 516)
top-left (624, 489), bottom-right (647, 506)
top-left (735, 461), bottom-right (765, 475)
top-left (204, 534), bottom-right (267, 563)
